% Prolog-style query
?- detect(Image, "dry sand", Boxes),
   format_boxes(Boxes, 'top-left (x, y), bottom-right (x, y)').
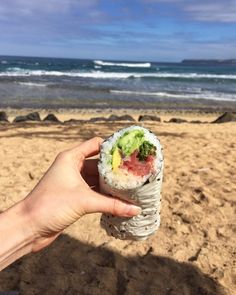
top-left (0, 109), bottom-right (235, 295)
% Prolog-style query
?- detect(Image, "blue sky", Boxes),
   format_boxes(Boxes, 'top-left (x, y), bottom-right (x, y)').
top-left (0, 0), bottom-right (235, 61)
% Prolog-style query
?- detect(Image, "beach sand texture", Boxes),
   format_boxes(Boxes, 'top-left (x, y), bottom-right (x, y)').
top-left (0, 112), bottom-right (235, 295)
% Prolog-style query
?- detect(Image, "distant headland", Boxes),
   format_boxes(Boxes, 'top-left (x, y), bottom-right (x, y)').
top-left (181, 59), bottom-right (236, 65)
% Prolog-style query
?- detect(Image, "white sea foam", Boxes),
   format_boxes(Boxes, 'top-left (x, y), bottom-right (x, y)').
top-left (0, 69), bottom-right (133, 78)
top-left (130, 72), bottom-right (236, 80)
top-left (110, 90), bottom-right (185, 98)
top-left (145, 73), bottom-right (236, 80)
top-left (1, 68), bottom-right (236, 80)
top-left (110, 90), bottom-right (236, 102)
top-left (1, 60), bottom-right (8, 64)
top-left (94, 60), bottom-right (151, 68)
top-left (18, 82), bottom-right (47, 87)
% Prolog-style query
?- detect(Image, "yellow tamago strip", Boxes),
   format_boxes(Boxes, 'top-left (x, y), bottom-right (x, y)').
top-left (112, 147), bottom-right (121, 170)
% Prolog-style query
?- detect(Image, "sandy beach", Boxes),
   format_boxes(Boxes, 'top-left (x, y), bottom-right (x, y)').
top-left (0, 108), bottom-right (235, 295)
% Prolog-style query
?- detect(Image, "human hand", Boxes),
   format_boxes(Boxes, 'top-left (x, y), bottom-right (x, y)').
top-left (23, 137), bottom-right (141, 252)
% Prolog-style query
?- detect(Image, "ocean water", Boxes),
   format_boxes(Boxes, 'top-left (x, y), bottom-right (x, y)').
top-left (0, 55), bottom-right (236, 110)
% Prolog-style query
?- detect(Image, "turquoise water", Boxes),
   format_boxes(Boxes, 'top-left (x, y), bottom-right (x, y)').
top-left (0, 56), bottom-right (236, 109)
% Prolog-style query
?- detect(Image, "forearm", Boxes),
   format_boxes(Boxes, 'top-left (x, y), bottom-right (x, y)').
top-left (0, 200), bottom-right (35, 271)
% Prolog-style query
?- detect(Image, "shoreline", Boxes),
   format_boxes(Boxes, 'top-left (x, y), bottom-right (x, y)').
top-left (0, 99), bottom-right (236, 113)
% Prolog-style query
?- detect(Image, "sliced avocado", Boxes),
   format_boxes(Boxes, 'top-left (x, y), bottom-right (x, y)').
top-left (112, 146), bottom-right (122, 170)
top-left (117, 130), bottom-right (145, 157)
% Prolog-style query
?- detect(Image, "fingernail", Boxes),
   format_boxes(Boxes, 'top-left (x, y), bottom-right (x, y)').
top-left (125, 205), bottom-right (142, 217)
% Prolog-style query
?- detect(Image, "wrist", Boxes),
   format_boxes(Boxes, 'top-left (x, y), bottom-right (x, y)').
top-left (23, 193), bottom-right (62, 252)
top-left (0, 200), bottom-right (36, 270)
top-left (18, 199), bottom-right (39, 243)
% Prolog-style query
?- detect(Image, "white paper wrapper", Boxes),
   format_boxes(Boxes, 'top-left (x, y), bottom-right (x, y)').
top-left (98, 126), bottom-right (164, 241)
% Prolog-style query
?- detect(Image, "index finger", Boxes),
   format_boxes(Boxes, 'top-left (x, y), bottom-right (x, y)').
top-left (71, 137), bottom-right (103, 159)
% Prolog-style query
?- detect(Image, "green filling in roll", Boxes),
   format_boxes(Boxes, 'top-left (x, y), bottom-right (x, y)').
top-left (111, 129), bottom-right (156, 171)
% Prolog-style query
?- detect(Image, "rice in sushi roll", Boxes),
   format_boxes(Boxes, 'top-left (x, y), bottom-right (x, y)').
top-left (98, 126), bottom-right (164, 241)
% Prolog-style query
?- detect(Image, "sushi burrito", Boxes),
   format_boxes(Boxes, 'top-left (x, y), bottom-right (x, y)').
top-left (98, 126), bottom-right (164, 241)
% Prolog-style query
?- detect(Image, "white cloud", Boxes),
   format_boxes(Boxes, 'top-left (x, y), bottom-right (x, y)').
top-left (143, 0), bottom-right (236, 23)
top-left (185, 2), bottom-right (236, 23)
top-left (0, 0), bottom-right (99, 17)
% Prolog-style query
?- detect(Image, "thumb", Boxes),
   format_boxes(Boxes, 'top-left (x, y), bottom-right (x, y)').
top-left (83, 189), bottom-right (142, 217)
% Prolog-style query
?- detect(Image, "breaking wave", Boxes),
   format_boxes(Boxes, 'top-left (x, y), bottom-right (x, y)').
top-left (110, 90), bottom-right (236, 102)
top-left (1, 68), bottom-right (236, 81)
top-left (94, 60), bottom-right (151, 68)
